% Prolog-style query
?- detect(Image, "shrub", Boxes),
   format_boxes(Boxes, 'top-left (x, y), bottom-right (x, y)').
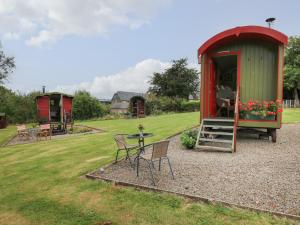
top-left (181, 100), bottom-right (200, 112)
top-left (180, 129), bottom-right (198, 149)
top-left (73, 91), bottom-right (108, 120)
top-left (159, 96), bottom-right (183, 112)
top-left (145, 93), bottom-right (163, 115)
top-left (145, 94), bottom-right (199, 115)
top-left (0, 86), bottom-right (39, 124)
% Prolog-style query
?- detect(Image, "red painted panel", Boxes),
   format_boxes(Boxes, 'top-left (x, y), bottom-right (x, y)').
top-left (37, 96), bottom-right (49, 121)
top-left (62, 96), bottom-right (73, 114)
top-left (204, 58), bottom-right (209, 118)
top-left (209, 62), bottom-right (216, 117)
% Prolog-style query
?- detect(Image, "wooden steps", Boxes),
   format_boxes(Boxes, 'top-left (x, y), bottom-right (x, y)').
top-left (196, 118), bottom-right (236, 153)
top-left (201, 131), bottom-right (233, 136)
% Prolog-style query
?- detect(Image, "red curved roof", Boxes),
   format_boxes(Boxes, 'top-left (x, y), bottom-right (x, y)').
top-left (198, 26), bottom-right (288, 56)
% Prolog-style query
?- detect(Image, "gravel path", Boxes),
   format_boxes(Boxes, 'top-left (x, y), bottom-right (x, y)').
top-left (91, 124), bottom-right (300, 216)
top-left (7, 125), bottom-right (101, 146)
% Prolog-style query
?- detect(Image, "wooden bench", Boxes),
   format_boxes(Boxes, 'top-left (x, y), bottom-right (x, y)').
top-left (16, 124), bottom-right (30, 141)
top-left (37, 124), bottom-right (52, 141)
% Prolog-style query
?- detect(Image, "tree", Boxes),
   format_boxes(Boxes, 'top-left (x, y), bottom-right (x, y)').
top-left (284, 36), bottom-right (300, 106)
top-left (72, 90), bottom-right (108, 120)
top-left (149, 58), bottom-right (199, 99)
top-left (0, 44), bottom-right (15, 84)
top-left (0, 86), bottom-right (40, 123)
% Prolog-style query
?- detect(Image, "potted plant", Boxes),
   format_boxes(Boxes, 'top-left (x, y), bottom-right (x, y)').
top-left (138, 124), bottom-right (144, 137)
top-left (239, 99), bottom-right (282, 120)
top-left (180, 129), bottom-right (198, 149)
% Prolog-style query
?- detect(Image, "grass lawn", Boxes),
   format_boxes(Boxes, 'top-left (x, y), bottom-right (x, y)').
top-left (282, 108), bottom-right (300, 123)
top-left (0, 112), bottom-right (299, 225)
top-left (0, 125), bottom-right (17, 146)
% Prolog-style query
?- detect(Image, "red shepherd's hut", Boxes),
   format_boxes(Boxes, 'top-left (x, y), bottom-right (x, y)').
top-left (36, 92), bottom-right (73, 132)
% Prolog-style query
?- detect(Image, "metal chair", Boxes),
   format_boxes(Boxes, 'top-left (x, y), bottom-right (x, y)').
top-left (114, 134), bottom-right (139, 167)
top-left (216, 86), bottom-right (235, 118)
top-left (137, 140), bottom-right (174, 185)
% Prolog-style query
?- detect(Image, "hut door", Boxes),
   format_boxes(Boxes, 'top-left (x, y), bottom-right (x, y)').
top-left (62, 96), bottom-right (73, 124)
top-left (209, 61), bottom-right (217, 117)
top-left (37, 96), bottom-right (50, 122)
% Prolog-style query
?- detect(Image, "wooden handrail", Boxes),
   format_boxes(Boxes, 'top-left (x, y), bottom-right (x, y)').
top-left (232, 88), bottom-right (240, 152)
top-left (234, 90), bottom-right (239, 119)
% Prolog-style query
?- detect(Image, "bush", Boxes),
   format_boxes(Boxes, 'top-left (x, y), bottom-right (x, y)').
top-left (160, 96), bottom-right (183, 112)
top-left (145, 93), bottom-right (163, 115)
top-left (180, 129), bottom-right (198, 149)
top-left (146, 94), bottom-right (198, 115)
top-left (181, 100), bottom-right (200, 112)
top-left (0, 86), bottom-right (39, 124)
top-left (73, 91), bottom-right (108, 120)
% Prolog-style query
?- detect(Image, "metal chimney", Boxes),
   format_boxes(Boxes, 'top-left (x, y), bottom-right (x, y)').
top-left (265, 17), bottom-right (276, 28)
top-left (42, 86), bottom-right (46, 93)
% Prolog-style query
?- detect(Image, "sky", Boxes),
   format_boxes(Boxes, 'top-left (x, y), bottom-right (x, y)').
top-left (1, 0), bottom-right (299, 99)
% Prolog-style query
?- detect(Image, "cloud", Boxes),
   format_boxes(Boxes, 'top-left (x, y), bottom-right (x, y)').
top-left (54, 59), bottom-right (172, 99)
top-left (0, 0), bottom-right (171, 46)
top-left (3, 32), bottom-right (20, 40)
top-left (54, 59), bottom-right (200, 99)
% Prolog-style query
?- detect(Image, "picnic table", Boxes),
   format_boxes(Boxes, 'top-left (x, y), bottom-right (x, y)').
top-left (27, 127), bottom-right (42, 140)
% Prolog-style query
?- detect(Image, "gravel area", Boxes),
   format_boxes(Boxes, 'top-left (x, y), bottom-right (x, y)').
top-left (91, 124), bottom-right (300, 216)
top-left (7, 125), bottom-right (101, 146)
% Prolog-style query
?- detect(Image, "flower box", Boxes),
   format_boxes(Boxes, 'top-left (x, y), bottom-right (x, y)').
top-left (239, 99), bottom-right (282, 121)
top-left (243, 113), bottom-right (275, 121)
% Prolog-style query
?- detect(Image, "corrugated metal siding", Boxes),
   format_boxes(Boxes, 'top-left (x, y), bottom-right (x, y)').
top-left (213, 39), bottom-right (278, 102)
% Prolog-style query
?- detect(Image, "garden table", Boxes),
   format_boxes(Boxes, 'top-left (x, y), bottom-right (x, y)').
top-left (28, 127), bottom-right (39, 140)
top-left (127, 132), bottom-right (153, 177)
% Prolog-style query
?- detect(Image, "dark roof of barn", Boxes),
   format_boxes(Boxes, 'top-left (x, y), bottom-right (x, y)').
top-left (36, 92), bottom-right (73, 98)
top-left (112, 91), bottom-right (144, 101)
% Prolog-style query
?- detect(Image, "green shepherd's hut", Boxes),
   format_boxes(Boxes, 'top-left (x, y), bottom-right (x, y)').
top-left (196, 26), bottom-right (288, 152)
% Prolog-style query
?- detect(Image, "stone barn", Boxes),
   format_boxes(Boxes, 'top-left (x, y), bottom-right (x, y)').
top-left (110, 91), bottom-right (145, 118)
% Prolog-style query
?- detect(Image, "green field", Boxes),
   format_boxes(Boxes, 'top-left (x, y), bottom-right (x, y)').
top-left (0, 111), bottom-right (299, 225)
top-left (282, 108), bottom-right (300, 123)
top-left (0, 125), bottom-right (16, 146)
